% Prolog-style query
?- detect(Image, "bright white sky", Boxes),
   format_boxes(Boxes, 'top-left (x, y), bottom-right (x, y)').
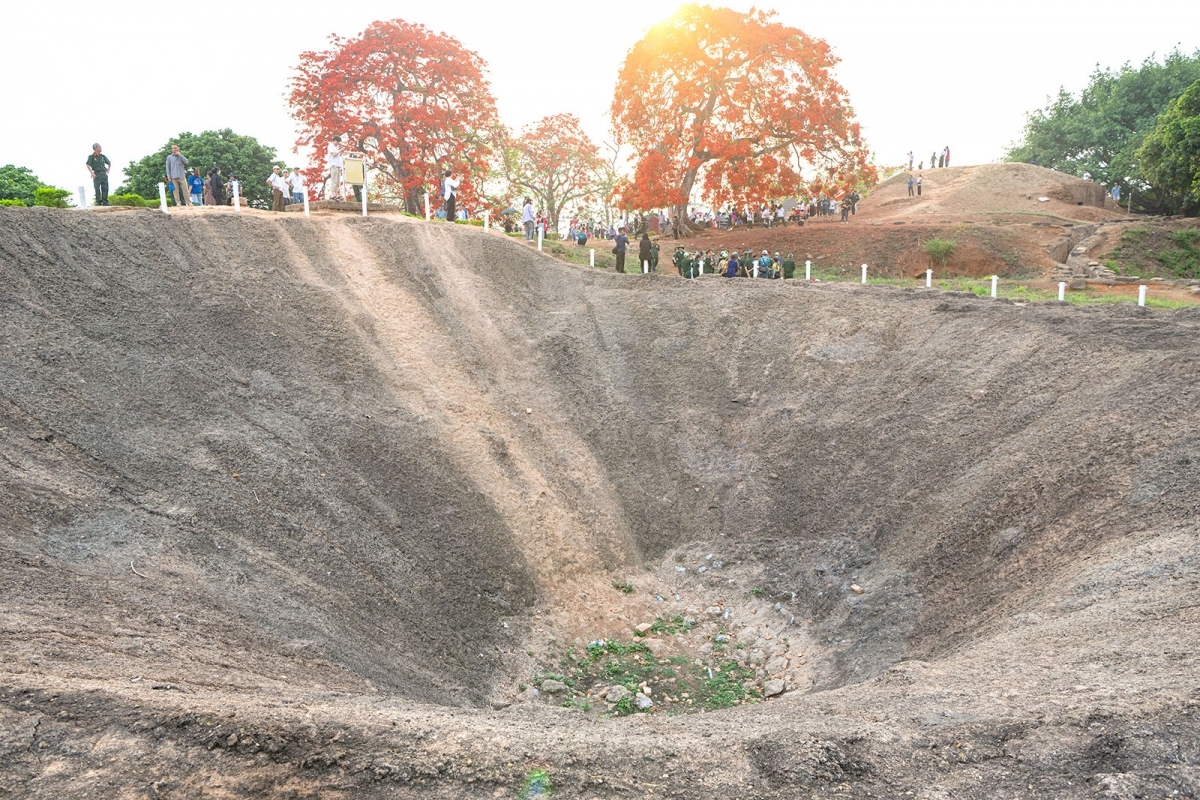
top-left (3, 0), bottom-right (1198, 198)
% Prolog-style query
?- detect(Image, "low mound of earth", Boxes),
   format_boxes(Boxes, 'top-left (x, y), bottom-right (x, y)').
top-left (689, 164), bottom-right (1140, 281)
top-left (2, 206), bottom-right (1198, 798)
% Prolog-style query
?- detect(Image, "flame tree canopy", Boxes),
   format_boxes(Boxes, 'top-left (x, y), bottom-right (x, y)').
top-left (289, 19), bottom-right (500, 213)
top-left (503, 114), bottom-right (605, 231)
top-left (611, 5), bottom-right (874, 223)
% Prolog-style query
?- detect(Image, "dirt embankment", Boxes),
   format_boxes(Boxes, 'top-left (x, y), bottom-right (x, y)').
top-left (686, 163), bottom-right (1149, 279)
top-left (2, 207), bottom-right (1199, 799)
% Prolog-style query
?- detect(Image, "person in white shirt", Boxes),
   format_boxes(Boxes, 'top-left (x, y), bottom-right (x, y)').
top-left (289, 170), bottom-right (306, 204)
top-left (520, 197), bottom-right (535, 240)
top-left (267, 166), bottom-right (288, 212)
top-left (443, 169), bottom-right (459, 222)
top-left (326, 136), bottom-right (344, 200)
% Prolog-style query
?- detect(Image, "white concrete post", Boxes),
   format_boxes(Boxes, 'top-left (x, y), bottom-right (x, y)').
top-left (589, 249), bottom-right (595, 268)
top-left (537, 227), bottom-right (543, 252)
top-left (303, 193), bottom-right (310, 217)
top-left (643, 260), bottom-right (650, 274)
top-left (753, 263), bottom-right (759, 279)
top-left (699, 259), bottom-right (704, 276)
top-left (424, 193), bottom-right (430, 221)
top-left (232, 181), bottom-right (241, 212)
top-left (1058, 282), bottom-right (1066, 301)
top-left (861, 264), bottom-right (868, 284)
top-left (158, 182), bottom-right (168, 214)
top-left (484, 210), bottom-right (489, 232)
top-left (78, 186), bottom-right (87, 208)
top-left (926, 269), bottom-right (932, 288)
top-left (805, 260), bottom-right (811, 281)
top-left (991, 275), bottom-right (999, 298)
top-left (1138, 285), bottom-right (1147, 307)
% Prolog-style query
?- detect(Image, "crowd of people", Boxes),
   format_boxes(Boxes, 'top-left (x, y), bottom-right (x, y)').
top-left (905, 146), bottom-right (951, 171)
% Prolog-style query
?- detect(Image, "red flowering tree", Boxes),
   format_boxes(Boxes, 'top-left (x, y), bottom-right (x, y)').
top-left (504, 114), bottom-right (605, 231)
top-left (289, 19), bottom-right (500, 213)
top-left (611, 5), bottom-right (875, 229)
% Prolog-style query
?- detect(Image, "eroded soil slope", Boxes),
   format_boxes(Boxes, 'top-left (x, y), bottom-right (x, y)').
top-left (1, 207), bottom-right (1198, 798)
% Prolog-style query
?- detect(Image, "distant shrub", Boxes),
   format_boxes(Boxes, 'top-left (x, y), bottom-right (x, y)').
top-left (923, 237), bottom-right (956, 267)
top-left (108, 193), bottom-right (158, 208)
top-left (33, 187), bottom-right (71, 208)
top-left (453, 218), bottom-right (485, 226)
top-left (0, 198), bottom-right (25, 207)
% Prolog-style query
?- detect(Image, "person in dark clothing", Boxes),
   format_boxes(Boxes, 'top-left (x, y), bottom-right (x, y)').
top-left (638, 232), bottom-right (653, 273)
top-left (85, 143), bottom-right (111, 205)
top-left (209, 168), bottom-right (226, 205)
top-left (614, 228), bottom-right (629, 273)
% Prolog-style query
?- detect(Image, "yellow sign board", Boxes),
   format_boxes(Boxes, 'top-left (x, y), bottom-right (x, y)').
top-left (343, 157), bottom-right (364, 186)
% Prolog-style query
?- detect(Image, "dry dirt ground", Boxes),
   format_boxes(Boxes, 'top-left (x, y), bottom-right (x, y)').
top-left (1, 204), bottom-right (1199, 799)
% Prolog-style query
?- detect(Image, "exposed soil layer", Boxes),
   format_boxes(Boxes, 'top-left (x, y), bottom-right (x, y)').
top-left (2, 206), bottom-right (1199, 798)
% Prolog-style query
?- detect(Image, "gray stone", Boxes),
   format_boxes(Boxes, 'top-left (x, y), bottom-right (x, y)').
top-left (766, 656), bottom-right (788, 674)
top-left (541, 679), bottom-right (567, 695)
top-left (605, 685), bottom-right (632, 703)
top-left (636, 693), bottom-right (654, 710)
top-left (763, 679), bottom-right (786, 698)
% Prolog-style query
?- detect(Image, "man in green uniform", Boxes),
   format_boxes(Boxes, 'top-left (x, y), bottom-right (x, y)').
top-left (85, 143), bottom-right (111, 206)
top-left (781, 252), bottom-right (797, 279)
top-left (650, 240), bottom-right (661, 272)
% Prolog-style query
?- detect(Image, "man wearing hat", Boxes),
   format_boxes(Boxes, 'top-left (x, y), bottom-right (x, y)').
top-left (85, 143), bottom-right (111, 206)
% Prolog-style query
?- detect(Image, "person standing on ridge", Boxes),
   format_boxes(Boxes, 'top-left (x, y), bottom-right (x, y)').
top-left (165, 144), bottom-right (189, 209)
top-left (188, 168), bottom-right (204, 206)
top-left (944, 146), bottom-right (951, 167)
top-left (85, 143), bottom-right (110, 206)
top-left (931, 151), bottom-right (938, 170)
top-left (209, 168), bottom-right (226, 206)
top-left (638, 231), bottom-right (652, 272)
top-left (907, 150), bottom-right (914, 170)
top-left (917, 174), bottom-right (923, 196)
top-left (908, 174), bottom-right (915, 196)
top-left (613, 227), bottom-right (629, 273)
top-left (521, 197), bottom-right (535, 240)
top-left (326, 136), bottom-right (344, 200)
top-left (267, 166), bottom-right (287, 212)
top-left (443, 169), bottom-right (459, 222)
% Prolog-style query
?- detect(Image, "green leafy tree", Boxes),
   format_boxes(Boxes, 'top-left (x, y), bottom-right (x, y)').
top-left (1006, 49), bottom-right (1200, 213)
top-left (1138, 79), bottom-right (1200, 216)
top-left (0, 164), bottom-right (46, 206)
top-left (119, 129), bottom-right (285, 209)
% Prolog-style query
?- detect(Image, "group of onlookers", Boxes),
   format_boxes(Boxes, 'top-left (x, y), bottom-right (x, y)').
top-left (906, 146), bottom-right (951, 171)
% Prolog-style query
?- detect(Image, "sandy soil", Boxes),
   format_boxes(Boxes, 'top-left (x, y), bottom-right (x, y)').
top-left (1, 205), bottom-right (1198, 798)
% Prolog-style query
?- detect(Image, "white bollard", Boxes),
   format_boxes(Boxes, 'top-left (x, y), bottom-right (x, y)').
top-left (537, 228), bottom-right (543, 252)
top-left (361, 178), bottom-right (368, 218)
top-left (484, 210), bottom-right (489, 232)
top-left (1138, 285), bottom-right (1147, 307)
top-left (78, 186), bottom-right (87, 208)
top-left (753, 263), bottom-right (759, 279)
top-left (1058, 281), bottom-right (1066, 301)
top-left (926, 269), bottom-right (932, 288)
top-left (991, 275), bottom-right (998, 298)
top-left (643, 260), bottom-right (650, 274)
top-left (805, 260), bottom-right (811, 281)
top-left (158, 182), bottom-right (168, 214)
top-left (303, 193), bottom-right (310, 217)
top-left (233, 181), bottom-right (241, 212)
top-left (589, 248), bottom-right (594, 268)
top-left (861, 264), bottom-right (868, 284)
top-left (424, 193), bottom-right (430, 221)
top-left (699, 259), bottom-right (704, 276)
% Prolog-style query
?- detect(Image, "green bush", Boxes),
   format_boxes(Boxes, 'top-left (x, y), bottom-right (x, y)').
top-left (33, 187), bottom-right (72, 208)
top-left (108, 193), bottom-right (158, 208)
top-left (453, 218), bottom-right (485, 227)
top-left (0, 198), bottom-right (25, 207)
top-left (923, 237), bottom-right (956, 267)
